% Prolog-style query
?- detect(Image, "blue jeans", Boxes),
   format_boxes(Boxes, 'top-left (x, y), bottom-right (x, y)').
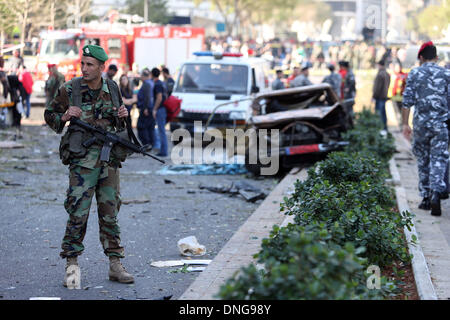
top-left (375, 99), bottom-right (387, 130)
top-left (150, 107), bottom-right (167, 156)
top-left (137, 115), bottom-right (152, 146)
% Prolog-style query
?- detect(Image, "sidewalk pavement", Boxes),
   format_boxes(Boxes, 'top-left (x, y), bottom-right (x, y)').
top-left (387, 101), bottom-right (450, 300)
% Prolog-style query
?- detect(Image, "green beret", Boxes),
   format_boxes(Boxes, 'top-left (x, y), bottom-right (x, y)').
top-left (82, 44), bottom-right (108, 62)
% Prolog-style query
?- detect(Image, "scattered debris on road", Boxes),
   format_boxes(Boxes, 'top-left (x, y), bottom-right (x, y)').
top-left (122, 198), bottom-right (151, 205)
top-left (177, 236), bottom-right (206, 256)
top-left (1, 180), bottom-right (24, 187)
top-left (199, 180), bottom-right (267, 203)
top-left (150, 259), bottom-right (212, 268)
top-left (0, 141), bottom-right (25, 149)
top-left (157, 164), bottom-right (247, 175)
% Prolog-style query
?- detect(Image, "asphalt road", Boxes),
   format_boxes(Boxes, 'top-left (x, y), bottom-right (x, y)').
top-left (0, 109), bottom-right (278, 300)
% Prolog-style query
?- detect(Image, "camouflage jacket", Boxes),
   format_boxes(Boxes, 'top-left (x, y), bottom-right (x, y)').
top-left (342, 70), bottom-right (356, 100)
top-left (403, 62), bottom-right (450, 128)
top-left (44, 77), bottom-right (121, 169)
top-left (290, 74), bottom-right (312, 88)
top-left (45, 71), bottom-right (66, 105)
top-left (322, 72), bottom-right (342, 96)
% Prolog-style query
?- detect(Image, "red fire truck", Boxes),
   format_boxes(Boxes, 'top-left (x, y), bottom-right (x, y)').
top-left (34, 25), bottom-right (205, 95)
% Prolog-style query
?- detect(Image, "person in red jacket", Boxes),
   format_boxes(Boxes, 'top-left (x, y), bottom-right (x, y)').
top-left (389, 62), bottom-right (408, 113)
top-left (18, 65), bottom-right (33, 118)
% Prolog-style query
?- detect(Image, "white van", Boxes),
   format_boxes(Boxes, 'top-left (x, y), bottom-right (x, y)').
top-left (170, 51), bottom-right (271, 135)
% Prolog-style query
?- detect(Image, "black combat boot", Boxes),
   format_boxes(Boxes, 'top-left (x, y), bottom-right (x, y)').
top-left (418, 197), bottom-right (431, 210)
top-left (431, 192), bottom-right (442, 216)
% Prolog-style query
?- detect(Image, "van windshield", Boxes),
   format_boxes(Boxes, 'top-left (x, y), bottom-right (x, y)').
top-left (175, 63), bottom-right (249, 95)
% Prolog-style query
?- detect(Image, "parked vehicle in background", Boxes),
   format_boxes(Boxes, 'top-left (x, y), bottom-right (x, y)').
top-left (170, 51), bottom-right (271, 140)
top-left (33, 25), bottom-right (205, 96)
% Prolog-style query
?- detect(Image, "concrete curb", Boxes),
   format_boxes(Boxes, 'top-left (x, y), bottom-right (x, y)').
top-left (179, 154), bottom-right (437, 300)
top-left (389, 157), bottom-right (438, 300)
top-left (178, 168), bottom-right (307, 300)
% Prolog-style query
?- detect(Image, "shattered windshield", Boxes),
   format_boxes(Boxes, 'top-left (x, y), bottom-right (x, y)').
top-left (175, 63), bottom-right (249, 95)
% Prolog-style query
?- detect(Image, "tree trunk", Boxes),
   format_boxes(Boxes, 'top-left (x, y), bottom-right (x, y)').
top-left (1, 30), bottom-right (4, 56)
top-left (213, 0), bottom-right (233, 37)
top-left (50, 1), bottom-right (55, 30)
top-left (20, 0), bottom-right (29, 56)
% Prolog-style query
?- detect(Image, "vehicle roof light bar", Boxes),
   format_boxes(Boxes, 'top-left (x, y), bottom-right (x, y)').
top-left (193, 51), bottom-right (243, 59)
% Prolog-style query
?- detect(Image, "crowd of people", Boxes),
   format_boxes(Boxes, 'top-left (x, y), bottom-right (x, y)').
top-left (104, 64), bottom-right (175, 158)
top-left (0, 50), bottom-right (33, 138)
top-left (205, 36), bottom-right (411, 71)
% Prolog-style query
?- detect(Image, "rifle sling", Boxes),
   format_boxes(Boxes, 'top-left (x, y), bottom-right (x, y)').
top-left (72, 77), bottom-right (142, 149)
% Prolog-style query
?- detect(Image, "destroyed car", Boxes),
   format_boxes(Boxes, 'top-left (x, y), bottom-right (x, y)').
top-left (244, 83), bottom-right (354, 175)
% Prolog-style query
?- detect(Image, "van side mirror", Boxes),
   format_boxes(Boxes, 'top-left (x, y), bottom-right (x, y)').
top-left (251, 85), bottom-right (260, 94)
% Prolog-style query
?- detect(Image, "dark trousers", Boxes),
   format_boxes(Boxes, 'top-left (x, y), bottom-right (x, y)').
top-left (375, 99), bottom-right (388, 130)
top-left (446, 126), bottom-right (450, 192)
top-left (137, 115), bottom-right (152, 146)
top-left (25, 93), bottom-right (31, 118)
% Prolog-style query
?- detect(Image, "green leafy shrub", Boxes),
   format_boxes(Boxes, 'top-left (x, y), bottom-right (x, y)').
top-left (217, 110), bottom-right (411, 300)
top-left (342, 110), bottom-right (396, 164)
top-left (218, 223), bottom-right (381, 300)
top-left (279, 153), bottom-right (412, 267)
top-left (352, 108), bottom-right (385, 130)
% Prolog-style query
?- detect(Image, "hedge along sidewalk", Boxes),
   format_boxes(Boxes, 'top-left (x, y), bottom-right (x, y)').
top-left (389, 157), bottom-right (437, 300)
top-left (179, 168), bottom-right (308, 300)
top-left (390, 129), bottom-right (450, 300)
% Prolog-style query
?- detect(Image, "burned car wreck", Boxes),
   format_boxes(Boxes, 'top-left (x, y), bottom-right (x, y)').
top-left (245, 83), bottom-right (354, 175)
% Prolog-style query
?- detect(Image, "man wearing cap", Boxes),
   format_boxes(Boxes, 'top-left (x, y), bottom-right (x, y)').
top-left (272, 70), bottom-right (285, 90)
top-left (338, 61), bottom-right (356, 115)
top-left (45, 64), bottom-right (65, 107)
top-left (322, 63), bottom-right (341, 97)
top-left (290, 62), bottom-right (312, 88)
top-left (402, 41), bottom-right (450, 216)
top-left (44, 44), bottom-right (135, 286)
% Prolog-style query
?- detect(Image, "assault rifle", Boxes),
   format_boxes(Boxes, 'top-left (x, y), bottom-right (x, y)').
top-left (70, 118), bottom-right (165, 164)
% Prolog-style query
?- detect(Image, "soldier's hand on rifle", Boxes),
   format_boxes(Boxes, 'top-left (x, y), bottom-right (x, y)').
top-left (117, 105), bottom-right (128, 118)
top-left (61, 106), bottom-right (82, 122)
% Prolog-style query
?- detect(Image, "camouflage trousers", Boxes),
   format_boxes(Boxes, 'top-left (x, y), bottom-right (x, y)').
top-left (412, 125), bottom-right (449, 198)
top-left (60, 164), bottom-right (124, 259)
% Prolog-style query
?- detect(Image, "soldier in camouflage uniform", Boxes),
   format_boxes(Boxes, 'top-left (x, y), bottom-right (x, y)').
top-left (44, 44), bottom-right (134, 286)
top-left (402, 41), bottom-right (450, 216)
top-left (45, 64), bottom-right (66, 107)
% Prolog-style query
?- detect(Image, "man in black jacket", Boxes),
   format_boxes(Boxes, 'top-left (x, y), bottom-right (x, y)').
top-left (136, 68), bottom-right (157, 150)
top-left (0, 71), bottom-right (27, 138)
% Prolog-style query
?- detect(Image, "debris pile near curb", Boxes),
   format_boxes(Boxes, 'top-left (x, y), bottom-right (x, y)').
top-left (199, 180), bottom-right (266, 203)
